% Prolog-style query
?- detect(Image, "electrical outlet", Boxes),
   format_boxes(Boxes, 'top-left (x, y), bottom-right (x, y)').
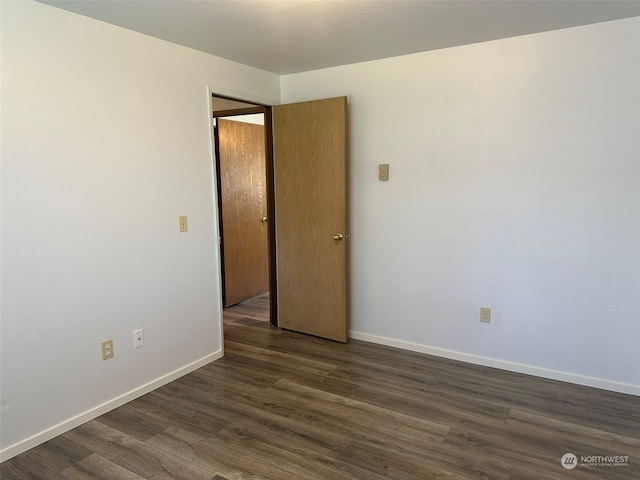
top-left (133, 329), bottom-right (144, 349)
top-left (101, 339), bottom-right (114, 360)
top-left (480, 307), bottom-right (491, 323)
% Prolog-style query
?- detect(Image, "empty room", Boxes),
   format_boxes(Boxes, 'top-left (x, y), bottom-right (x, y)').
top-left (1, 0), bottom-right (639, 478)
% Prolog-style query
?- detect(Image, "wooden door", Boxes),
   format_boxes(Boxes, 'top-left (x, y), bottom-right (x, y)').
top-left (218, 118), bottom-right (269, 307)
top-left (273, 97), bottom-right (348, 342)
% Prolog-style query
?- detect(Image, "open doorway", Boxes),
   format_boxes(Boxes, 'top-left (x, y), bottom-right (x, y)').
top-left (212, 95), bottom-right (276, 325)
top-left (212, 94), bottom-right (349, 342)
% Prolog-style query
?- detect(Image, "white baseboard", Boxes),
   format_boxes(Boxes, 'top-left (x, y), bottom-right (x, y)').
top-left (349, 331), bottom-right (640, 397)
top-left (0, 350), bottom-right (223, 462)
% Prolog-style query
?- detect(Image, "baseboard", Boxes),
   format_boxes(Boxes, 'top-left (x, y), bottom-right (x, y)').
top-left (0, 350), bottom-right (224, 462)
top-left (349, 331), bottom-right (640, 397)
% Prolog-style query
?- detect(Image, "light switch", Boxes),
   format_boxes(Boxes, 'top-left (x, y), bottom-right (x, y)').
top-left (379, 164), bottom-right (390, 181)
top-left (179, 215), bottom-right (188, 232)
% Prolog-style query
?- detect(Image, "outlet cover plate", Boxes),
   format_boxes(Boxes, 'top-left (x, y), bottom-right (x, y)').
top-left (102, 339), bottom-right (114, 360)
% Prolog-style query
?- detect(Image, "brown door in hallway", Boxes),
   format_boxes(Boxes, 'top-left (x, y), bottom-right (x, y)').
top-left (273, 97), bottom-right (348, 342)
top-left (218, 118), bottom-right (269, 307)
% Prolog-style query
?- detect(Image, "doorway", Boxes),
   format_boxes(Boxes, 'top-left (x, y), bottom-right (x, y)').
top-left (212, 93), bottom-right (349, 342)
top-left (212, 95), bottom-right (277, 325)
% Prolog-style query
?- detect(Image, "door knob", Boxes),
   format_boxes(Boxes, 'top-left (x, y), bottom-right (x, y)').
top-left (333, 233), bottom-right (344, 241)
top-left (261, 216), bottom-right (268, 223)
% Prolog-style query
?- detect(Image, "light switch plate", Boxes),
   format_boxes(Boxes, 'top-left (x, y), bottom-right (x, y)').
top-left (179, 215), bottom-right (188, 232)
top-left (379, 164), bottom-right (390, 181)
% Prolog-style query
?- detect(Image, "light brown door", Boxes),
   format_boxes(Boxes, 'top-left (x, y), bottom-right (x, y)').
top-left (218, 118), bottom-right (269, 307)
top-left (273, 97), bottom-right (348, 342)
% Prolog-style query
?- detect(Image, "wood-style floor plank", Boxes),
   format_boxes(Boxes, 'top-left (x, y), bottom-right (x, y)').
top-left (60, 454), bottom-right (147, 480)
top-left (2, 293), bottom-right (639, 479)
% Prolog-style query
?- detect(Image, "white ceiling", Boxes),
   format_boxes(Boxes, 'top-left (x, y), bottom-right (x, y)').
top-left (39, 0), bottom-right (640, 75)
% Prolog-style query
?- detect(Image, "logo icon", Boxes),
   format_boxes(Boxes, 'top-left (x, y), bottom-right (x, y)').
top-left (561, 453), bottom-right (578, 470)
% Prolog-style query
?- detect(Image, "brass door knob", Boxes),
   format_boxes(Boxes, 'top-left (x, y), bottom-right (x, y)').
top-left (333, 233), bottom-right (344, 241)
top-left (261, 216), bottom-right (268, 223)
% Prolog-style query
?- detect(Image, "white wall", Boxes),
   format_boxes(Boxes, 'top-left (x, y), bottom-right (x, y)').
top-left (2, 1), bottom-right (638, 463)
top-left (281, 18), bottom-right (640, 395)
top-left (0, 0), bottom-right (279, 459)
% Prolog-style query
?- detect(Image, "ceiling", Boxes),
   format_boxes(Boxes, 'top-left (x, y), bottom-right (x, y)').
top-left (39, 0), bottom-right (640, 75)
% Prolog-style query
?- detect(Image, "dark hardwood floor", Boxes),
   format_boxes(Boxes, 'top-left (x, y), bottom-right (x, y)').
top-left (3, 293), bottom-right (639, 479)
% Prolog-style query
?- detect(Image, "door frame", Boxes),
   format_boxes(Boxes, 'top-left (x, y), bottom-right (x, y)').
top-left (210, 90), bottom-right (277, 326)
